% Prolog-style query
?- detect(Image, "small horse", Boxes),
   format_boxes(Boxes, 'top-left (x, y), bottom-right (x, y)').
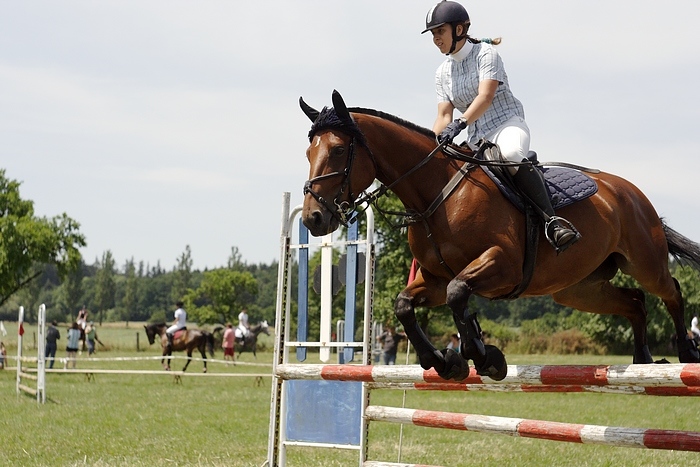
top-left (143, 323), bottom-right (215, 372)
top-left (299, 90), bottom-right (700, 382)
top-left (235, 321), bottom-right (269, 359)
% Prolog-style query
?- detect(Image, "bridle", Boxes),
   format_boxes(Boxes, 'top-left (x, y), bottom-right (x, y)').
top-left (303, 136), bottom-right (371, 227)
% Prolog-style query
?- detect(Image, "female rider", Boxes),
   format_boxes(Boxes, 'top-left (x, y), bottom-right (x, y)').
top-left (423, 1), bottom-right (579, 252)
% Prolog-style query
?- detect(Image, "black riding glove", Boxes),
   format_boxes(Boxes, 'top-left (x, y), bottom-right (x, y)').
top-left (437, 118), bottom-right (467, 144)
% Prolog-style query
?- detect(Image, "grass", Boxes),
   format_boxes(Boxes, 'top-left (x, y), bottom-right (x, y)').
top-left (0, 323), bottom-right (698, 466)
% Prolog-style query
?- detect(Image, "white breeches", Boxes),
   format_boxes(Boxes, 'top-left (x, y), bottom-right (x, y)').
top-left (483, 115), bottom-right (531, 175)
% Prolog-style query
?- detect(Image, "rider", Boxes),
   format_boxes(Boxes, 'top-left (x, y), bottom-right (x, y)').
top-left (423, 0), bottom-right (579, 252)
top-left (165, 301), bottom-right (187, 349)
top-left (76, 306), bottom-right (88, 330)
top-left (237, 308), bottom-right (250, 339)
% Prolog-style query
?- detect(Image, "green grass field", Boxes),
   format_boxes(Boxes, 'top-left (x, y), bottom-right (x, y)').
top-left (0, 323), bottom-right (698, 466)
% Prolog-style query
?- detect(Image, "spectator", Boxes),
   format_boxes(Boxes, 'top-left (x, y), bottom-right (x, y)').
top-left (0, 342), bottom-right (6, 369)
top-left (66, 322), bottom-right (81, 369)
top-left (447, 333), bottom-right (461, 353)
top-left (222, 323), bottom-right (235, 363)
top-left (85, 321), bottom-right (103, 355)
top-left (377, 324), bottom-right (406, 365)
top-left (45, 320), bottom-right (61, 369)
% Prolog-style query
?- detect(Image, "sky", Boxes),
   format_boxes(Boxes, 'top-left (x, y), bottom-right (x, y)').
top-left (2, 1), bottom-right (699, 271)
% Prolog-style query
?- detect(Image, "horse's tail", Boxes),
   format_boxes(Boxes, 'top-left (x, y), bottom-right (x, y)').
top-left (663, 220), bottom-right (700, 270)
top-left (206, 331), bottom-right (215, 357)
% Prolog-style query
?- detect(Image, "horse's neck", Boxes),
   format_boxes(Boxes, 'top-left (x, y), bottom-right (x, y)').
top-left (360, 119), bottom-right (461, 211)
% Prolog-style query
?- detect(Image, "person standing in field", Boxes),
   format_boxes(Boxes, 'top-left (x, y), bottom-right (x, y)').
top-left (222, 323), bottom-right (235, 363)
top-left (0, 342), bottom-right (6, 369)
top-left (66, 322), bottom-right (81, 369)
top-left (45, 320), bottom-right (61, 369)
top-left (377, 324), bottom-right (406, 365)
top-left (85, 321), bottom-right (103, 355)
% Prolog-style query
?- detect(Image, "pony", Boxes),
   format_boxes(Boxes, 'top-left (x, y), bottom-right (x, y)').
top-left (299, 90), bottom-right (700, 382)
top-left (143, 323), bottom-right (215, 373)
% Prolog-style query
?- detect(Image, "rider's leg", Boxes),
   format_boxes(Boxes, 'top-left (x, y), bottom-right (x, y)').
top-left (487, 116), bottom-right (579, 252)
top-left (512, 164), bottom-right (579, 251)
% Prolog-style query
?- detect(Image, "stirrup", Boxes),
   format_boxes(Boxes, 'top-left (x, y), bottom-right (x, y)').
top-left (544, 216), bottom-right (580, 253)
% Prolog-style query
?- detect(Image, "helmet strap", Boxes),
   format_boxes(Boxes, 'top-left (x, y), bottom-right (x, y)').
top-left (447, 23), bottom-right (467, 55)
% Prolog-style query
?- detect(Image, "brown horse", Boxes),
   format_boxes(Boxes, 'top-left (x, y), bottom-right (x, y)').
top-left (143, 323), bottom-right (215, 373)
top-left (299, 90), bottom-right (700, 382)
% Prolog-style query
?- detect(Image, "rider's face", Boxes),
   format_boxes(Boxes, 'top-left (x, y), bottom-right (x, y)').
top-left (431, 25), bottom-right (453, 54)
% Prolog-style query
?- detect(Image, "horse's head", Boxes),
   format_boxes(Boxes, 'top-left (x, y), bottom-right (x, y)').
top-left (300, 90), bottom-right (377, 237)
top-left (143, 324), bottom-right (156, 345)
top-left (260, 320), bottom-right (270, 336)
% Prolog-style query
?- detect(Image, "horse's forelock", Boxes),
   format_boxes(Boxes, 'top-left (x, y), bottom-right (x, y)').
top-left (308, 106), bottom-right (366, 145)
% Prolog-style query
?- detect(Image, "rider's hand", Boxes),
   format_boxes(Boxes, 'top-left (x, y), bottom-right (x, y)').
top-left (437, 118), bottom-right (467, 145)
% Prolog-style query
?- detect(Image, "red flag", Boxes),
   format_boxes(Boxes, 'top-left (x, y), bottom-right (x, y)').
top-left (19, 322), bottom-right (24, 336)
top-left (407, 258), bottom-right (419, 285)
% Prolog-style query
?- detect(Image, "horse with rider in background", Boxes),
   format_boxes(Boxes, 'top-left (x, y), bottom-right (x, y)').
top-left (143, 322), bottom-right (215, 372)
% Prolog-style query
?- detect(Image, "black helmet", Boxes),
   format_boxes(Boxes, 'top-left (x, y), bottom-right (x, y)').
top-left (422, 1), bottom-right (470, 34)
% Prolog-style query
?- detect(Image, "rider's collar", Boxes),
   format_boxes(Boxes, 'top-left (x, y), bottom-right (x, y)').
top-left (449, 41), bottom-right (473, 61)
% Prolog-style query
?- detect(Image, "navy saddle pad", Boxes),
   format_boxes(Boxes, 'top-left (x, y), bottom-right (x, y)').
top-left (482, 165), bottom-right (598, 212)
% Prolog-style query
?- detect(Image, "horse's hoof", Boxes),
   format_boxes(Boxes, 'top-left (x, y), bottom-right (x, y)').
top-left (475, 345), bottom-right (507, 381)
top-left (437, 349), bottom-right (470, 381)
top-left (633, 345), bottom-right (654, 364)
top-left (678, 336), bottom-right (700, 363)
top-left (418, 349), bottom-right (445, 373)
top-left (203, 368), bottom-right (207, 373)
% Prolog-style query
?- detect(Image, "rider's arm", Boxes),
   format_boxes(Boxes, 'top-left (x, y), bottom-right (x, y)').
top-left (432, 101), bottom-right (454, 135)
top-left (459, 79), bottom-right (498, 125)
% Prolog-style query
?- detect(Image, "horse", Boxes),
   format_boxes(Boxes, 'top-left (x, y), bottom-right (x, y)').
top-left (299, 90), bottom-right (700, 382)
top-left (235, 321), bottom-right (269, 359)
top-left (143, 323), bottom-right (215, 372)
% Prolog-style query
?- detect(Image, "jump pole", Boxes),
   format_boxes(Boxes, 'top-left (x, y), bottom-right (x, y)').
top-left (275, 363), bottom-right (700, 388)
top-left (365, 405), bottom-right (700, 452)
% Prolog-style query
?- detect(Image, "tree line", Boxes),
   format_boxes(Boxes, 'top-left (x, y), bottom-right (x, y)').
top-left (2, 168), bottom-right (700, 356)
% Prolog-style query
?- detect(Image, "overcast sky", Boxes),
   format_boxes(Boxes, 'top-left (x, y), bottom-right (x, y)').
top-left (2, 1), bottom-right (699, 271)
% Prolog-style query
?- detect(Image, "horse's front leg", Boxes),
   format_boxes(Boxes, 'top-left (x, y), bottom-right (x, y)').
top-left (183, 349), bottom-right (192, 372)
top-left (395, 270), bottom-right (454, 377)
top-left (445, 248), bottom-right (519, 381)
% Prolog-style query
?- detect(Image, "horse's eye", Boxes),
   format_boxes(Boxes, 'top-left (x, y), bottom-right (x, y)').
top-left (331, 146), bottom-right (346, 157)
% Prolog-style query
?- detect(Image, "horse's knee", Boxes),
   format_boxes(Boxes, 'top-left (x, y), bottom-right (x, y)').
top-left (394, 291), bottom-right (414, 323)
top-left (446, 280), bottom-right (472, 312)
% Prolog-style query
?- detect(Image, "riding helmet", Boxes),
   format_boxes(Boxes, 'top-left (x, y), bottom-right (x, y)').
top-left (422, 1), bottom-right (470, 34)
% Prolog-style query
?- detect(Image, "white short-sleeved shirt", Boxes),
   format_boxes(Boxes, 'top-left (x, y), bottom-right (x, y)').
top-left (174, 308), bottom-right (186, 327)
top-left (435, 42), bottom-right (525, 144)
top-left (239, 311), bottom-right (249, 328)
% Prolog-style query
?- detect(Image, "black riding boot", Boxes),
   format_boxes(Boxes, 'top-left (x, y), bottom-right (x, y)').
top-left (512, 163), bottom-right (580, 252)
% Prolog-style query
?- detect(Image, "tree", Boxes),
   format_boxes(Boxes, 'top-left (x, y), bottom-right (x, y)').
top-left (0, 169), bottom-right (86, 308)
top-left (95, 250), bottom-right (116, 325)
top-left (122, 258), bottom-right (138, 327)
top-left (186, 269), bottom-right (258, 324)
top-left (59, 263), bottom-right (84, 321)
top-left (172, 245), bottom-right (193, 303)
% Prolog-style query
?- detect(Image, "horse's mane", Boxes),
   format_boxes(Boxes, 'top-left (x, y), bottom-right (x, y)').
top-left (348, 107), bottom-right (435, 139)
top-left (309, 106), bottom-right (435, 143)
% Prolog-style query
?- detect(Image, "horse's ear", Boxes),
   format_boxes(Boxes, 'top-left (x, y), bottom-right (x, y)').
top-left (332, 89), bottom-right (351, 122)
top-left (299, 96), bottom-right (320, 122)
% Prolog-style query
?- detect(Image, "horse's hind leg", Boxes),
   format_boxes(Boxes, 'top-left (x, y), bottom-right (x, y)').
top-left (552, 279), bottom-right (654, 363)
top-left (199, 345), bottom-right (207, 373)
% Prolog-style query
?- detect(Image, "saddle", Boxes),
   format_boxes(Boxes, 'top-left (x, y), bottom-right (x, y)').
top-left (471, 145), bottom-right (598, 298)
top-left (173, 328), bottom-right (187, 340)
